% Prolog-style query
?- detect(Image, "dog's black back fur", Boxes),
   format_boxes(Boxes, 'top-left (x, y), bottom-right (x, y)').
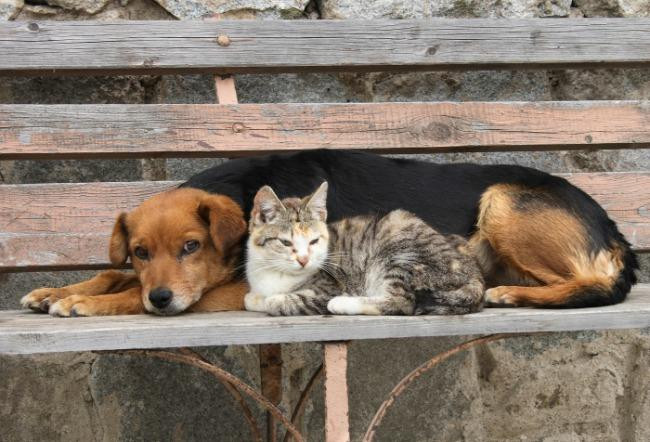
top-left (184, 150), bottom-right (547, 233)
top-left (184, 150), bottom-right (609, 235)
top-left (182, 149), bottom-right (638, 307)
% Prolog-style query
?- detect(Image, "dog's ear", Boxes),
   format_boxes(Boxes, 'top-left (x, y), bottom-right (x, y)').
top-left (199, 195), bottom-right (247, 256)
top-left (109, 212), bottom-right (129, 265)
top-left (251, 185), bottom-right (285, 226)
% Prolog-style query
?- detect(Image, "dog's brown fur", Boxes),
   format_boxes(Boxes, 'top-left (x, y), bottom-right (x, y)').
top-left (22, 188), bottom-right (249, 316)
top-left (472, 184), bottom-right (624, 307)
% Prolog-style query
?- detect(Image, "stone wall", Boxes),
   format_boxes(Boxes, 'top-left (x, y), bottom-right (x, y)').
top-left (1, 1), bottom-right (649, 440)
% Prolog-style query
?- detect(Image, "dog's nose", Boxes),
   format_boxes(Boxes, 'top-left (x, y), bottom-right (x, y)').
top-left (149, 287), bottom-right (173, 309)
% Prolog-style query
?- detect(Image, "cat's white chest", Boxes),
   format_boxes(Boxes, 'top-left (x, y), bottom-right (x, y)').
top-left (248, 269), bottom-right (304, 297)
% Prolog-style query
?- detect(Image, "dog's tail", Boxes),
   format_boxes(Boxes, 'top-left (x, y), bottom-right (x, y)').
top-left (515, 239), bottom-right (638, 309)
top-left (547, 240), bottom-right (638, 308)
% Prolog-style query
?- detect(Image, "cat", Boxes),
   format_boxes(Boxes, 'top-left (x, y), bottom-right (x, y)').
top-left (244, 182), bottom-right (485, 316)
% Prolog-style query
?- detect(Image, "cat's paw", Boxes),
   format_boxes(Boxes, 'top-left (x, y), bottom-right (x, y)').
top-left (263, 294), bottom-right (290, 316)
top-left (327, 296), bottom-right (362, 315)
top-left (244, 292), bottom-right (267, 312)
top-left (484, 287), bottom-right (517, 307)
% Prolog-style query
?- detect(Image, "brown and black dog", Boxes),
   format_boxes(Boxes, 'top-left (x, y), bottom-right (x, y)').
top-left (21, 150), bottom-right (638, 316)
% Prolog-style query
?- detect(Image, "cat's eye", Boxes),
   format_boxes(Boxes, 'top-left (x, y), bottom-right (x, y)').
top-left (183, 240), bottom-right (200, 255)
top-left (134, 246), bottom-right (149, 260)
top-left (279, 239), bottom-right (293, 247)
top-left (310, 238), bottom-right (319, 245)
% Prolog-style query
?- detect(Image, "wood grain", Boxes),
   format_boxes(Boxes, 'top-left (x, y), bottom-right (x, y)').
top-left (1, 172), bottom-right (648, 270)
top-left (3, 19), bottom-right (650, 75)
top-left (2, 101), bottom-right (650, 159)
top-left (1, 284), bottom-right (648, 355)
top-left (0, 182), bottom-right (177, 270)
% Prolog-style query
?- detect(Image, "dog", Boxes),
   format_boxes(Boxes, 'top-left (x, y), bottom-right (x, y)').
top-left (22, 188), bottom-right (248, 316)
top-left (21, 149), bottom-right (638, 316)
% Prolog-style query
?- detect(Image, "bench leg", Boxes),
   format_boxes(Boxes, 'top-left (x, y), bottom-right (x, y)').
top-left (324, 342), bottom-right (351, 442)
top-left (260, 343), bottom-right (283, 442)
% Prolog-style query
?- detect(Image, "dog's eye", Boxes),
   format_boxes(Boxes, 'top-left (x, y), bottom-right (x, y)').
top-left (134, 246), bottom-right (149, 260)
top-left (310, 238), bottom-right (319, 245)
top-left (279, 239), bottom-right (292, 247)
top-left (183, 240), bottom-right (200, 255)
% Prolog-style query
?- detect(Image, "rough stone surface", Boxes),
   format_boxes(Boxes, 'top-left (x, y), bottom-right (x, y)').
top-left (153, 0), bottom-right (310, 19)
top-left (573, 0), bottom-right (650, 17)
top-left (44, 0), bottom-right (112, 14)
top-left (0, 347), bottom-right (266, 441)
top-left (0, 0), bottom-right (23, 20)
top-left (16, 0), bottom-right (172, 20)
top-left (321, 0), bottom-right (573, 19)
top-left (1, 0), bottom-right (650, 440)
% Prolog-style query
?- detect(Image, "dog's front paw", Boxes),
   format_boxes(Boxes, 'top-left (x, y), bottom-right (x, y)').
top-left (49, 295), bottom-right (96, 317)
top-left (484, 287), bottom-right (517, 307)
top-left (244, 292), bottom-right (267, 313)
top-left (21, 288), bottom-right (70, 313)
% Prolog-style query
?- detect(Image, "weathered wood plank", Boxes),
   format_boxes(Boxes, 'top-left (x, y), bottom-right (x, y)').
top-left (2, 102), bottom-right (650, 159)
top-left (0, 182), bottom-right (177, 270)
top-left (3, 19), bottom-right (650, 76)
top-left (1, 284), bottom-right (648, 355)
top-left (564, 173), bottom-right (650, 251)
top-left (0, 172), bottom-right (648, 270)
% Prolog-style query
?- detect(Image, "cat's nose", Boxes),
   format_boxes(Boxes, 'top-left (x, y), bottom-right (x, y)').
top-left (297, 256), bottom-right (309, 267)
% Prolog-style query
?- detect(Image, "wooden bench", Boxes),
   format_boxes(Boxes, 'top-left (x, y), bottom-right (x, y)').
top-left (1, 18), bottom-right (650, 442)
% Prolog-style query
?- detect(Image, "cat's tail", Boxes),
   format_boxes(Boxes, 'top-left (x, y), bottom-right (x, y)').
top-left (413, 279), bottom-right (485, 315)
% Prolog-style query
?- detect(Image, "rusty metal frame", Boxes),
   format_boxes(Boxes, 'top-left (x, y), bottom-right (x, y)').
top-left (108, 347), bottom-right (304, 441)
top-left (105, 333), bottom-right (524, 441)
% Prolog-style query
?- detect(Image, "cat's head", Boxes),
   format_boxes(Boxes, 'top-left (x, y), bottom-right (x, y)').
top-left (248, 182), bottom-right (329, 274)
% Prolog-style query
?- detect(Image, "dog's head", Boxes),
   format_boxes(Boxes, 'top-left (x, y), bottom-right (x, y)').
top-left (109, 188), bottom-right (247, 315)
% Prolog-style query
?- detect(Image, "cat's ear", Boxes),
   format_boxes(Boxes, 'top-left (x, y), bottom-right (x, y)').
top-left (252, 185), bottom-right (285, 226)
top-left (305, 181), bottom-right (328, 222)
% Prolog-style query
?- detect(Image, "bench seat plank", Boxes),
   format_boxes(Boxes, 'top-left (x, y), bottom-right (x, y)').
top-left (2, 102), bottom-right (650, 159)
top-left (1, 172), bottom-right (648, 270)
top-left (1, 284), bottom-right (648, 355)
top-left (3, 19), bottom-right (650, 75)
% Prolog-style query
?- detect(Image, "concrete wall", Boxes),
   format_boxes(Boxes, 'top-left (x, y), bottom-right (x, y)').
top-left (1, 1), bottom-right (649, 440)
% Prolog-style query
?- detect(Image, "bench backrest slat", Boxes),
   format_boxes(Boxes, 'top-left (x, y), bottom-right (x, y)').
top-left (3, 19), bottom-right (650, 76)
top-left (2, 102), bottom-right (650, 159)
top-left (1, 173), bottom-right (647, 271)
top-left (1, 19), bottom-right (648, 275)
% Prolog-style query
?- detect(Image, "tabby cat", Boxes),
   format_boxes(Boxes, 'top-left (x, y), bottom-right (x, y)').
top-left (244, 182), bottom-right (484, 316)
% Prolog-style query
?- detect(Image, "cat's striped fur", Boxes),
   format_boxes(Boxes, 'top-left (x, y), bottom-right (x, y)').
top-left (245, 182), bottom-right (485, 316)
